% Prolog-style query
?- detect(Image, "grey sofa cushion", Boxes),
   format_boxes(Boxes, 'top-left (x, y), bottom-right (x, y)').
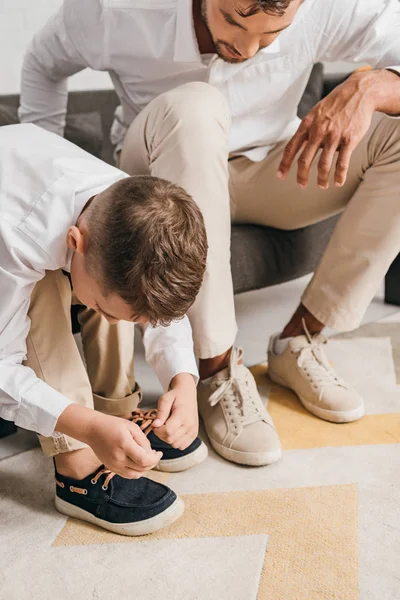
top-left (0, 104), bottom-right (103, 159)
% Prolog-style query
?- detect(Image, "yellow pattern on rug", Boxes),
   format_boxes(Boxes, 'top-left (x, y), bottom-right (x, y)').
top-left (54, 484), bottom-right (358, 600)
top-left (251, 364), bottom-right (400, 449)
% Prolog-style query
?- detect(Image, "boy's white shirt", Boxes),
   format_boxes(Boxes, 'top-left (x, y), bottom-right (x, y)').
top-left (0, 124), bottom-right (199, 438)
top-left (19, 0), bottom-right (400, 163)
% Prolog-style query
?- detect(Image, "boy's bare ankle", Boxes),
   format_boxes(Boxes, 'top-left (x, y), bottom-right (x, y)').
top-left (55, 447), bottom-right (102, 480)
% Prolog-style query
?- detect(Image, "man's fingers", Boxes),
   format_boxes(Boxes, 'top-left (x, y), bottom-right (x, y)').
top-left (334, 141), bottom-right (354, 187)
top-left (277, 129), bottom-right (308, 179)
top-left (152, 392), bottom-right (175, 428)
top-left (317, 137), bottom-right (340, 189)
top-left (296, 137), bottom-right (323, 188)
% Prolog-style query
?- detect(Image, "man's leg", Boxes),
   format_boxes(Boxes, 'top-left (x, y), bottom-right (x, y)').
top-left (120, 82), bottom-right (236, 366)
top-left (230, 113), bottom-right (400, 422)
top-left (120, 82), bottom-right (281, 466)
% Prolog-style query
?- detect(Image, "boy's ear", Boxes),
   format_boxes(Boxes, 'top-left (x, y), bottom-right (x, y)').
top-left (66, 225), bottom-right (86, 256)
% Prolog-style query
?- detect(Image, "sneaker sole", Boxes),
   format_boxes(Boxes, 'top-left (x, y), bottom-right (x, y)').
top-left (55, 495), bottom-right (185, 537)
top-left (153, 441), bottom-right (208, 473)
top-left (208, 436), bottom-right (282, 466)
top-left (268, 371), bottom-right (365, 423)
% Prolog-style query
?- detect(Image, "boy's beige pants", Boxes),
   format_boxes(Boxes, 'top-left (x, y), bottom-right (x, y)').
top-left (120, 82), bottom-right (400, 359)
top-left (24, 270), bottom-right (141, 456)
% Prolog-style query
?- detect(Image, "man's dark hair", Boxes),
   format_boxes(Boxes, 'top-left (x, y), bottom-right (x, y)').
top-left (85, 176), bottom-right (208, 327)
top-left (238, 0), bottom-right (293, 17)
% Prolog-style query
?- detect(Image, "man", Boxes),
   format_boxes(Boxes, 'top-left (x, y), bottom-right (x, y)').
top-left (0, 123), bottom-right (209, 534)
top-left (20, 0), bottom-right (400, 467)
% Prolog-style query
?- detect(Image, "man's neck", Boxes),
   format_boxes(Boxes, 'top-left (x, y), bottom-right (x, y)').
top-left (192, 0), bottom-right (215, 55)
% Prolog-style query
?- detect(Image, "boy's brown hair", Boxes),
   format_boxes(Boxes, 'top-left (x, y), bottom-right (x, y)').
top-left (85, 176), bottom-right (208, 326)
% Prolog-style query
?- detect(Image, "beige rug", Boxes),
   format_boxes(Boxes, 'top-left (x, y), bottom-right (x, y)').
top-left (1, 319), bottom-right (400, 600)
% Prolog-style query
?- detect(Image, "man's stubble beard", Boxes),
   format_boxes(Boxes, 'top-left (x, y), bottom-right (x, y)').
top-left (200, 0), bottom-right (244, 63)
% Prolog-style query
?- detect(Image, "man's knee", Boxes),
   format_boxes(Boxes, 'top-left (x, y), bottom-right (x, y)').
top-left (155, 82), bottom-right (231, 131)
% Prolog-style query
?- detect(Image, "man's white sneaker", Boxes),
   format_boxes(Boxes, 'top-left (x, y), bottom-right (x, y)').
top-left (197, 347), bottom-right (281, 466)
top-left (268, 331), bottom-right (365, 423)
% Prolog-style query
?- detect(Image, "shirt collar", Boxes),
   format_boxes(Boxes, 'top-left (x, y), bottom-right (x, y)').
top-left (174, 0), bottom-right (201, 62)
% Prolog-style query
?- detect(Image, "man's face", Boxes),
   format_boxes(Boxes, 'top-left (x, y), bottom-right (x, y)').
top-left (201, 0), bottom-right (302, 63)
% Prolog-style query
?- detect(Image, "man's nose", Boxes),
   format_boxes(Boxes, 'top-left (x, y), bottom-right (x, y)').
top-left (236, 38), bottom-right (260, 60)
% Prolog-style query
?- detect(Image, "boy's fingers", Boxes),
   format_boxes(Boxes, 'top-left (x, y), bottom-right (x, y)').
top-left (129, 422), bottom-right (152, 450)
top-left (153, 393), bottom-right (175, 428)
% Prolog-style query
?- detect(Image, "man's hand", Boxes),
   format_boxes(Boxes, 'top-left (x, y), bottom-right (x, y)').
top-left (152, 373), bottom-right (198, 450)
top-left (56, 404), bottom-right (162, 479)
top-left (277, 69), bottom-right (400, 190)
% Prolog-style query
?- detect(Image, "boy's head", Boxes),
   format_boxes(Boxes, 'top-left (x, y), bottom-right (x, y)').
top-left (67, 176), bottom-right (208, 326)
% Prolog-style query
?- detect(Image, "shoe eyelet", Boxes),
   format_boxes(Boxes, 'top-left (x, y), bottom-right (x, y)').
top-left (83, 489), bottom-right (88, 495)
top-left (102, 485), bottom-right (108, 491)
top-left (91, 479), bottom-right (96, 485)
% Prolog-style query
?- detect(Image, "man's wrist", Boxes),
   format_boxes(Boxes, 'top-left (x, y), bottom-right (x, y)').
top-left (352, 68), bottom-right (400, 116)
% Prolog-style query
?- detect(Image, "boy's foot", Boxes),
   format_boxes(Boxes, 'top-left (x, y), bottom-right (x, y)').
top-left (130, 409), bottom-right (208, 472)
top-left (54, 465), bottom-right (184, 536)
top-left (268, 331), bottom-right (365, 423)
top-left (197, 347), bottom-right (281, 466)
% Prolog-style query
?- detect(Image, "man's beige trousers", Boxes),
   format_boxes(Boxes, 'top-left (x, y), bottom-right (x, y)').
top-left (24, 270), bottom-right (141, 456)
top-left (120, 82), bottom-right (400, 359)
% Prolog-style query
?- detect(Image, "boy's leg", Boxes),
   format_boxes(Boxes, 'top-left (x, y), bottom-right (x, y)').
top-left (76, 302), bottom-right (141, 417)
top-left (24, 270), bottom-right (94, 456)
top-left (229, 113), bottom-right (400, 422)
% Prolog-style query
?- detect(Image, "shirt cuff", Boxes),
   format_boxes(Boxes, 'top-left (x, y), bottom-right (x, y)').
top-left (15, 379), bottom-right (72, 437)
top-left (384, 67), bottom-right (400, 118)
top-left (153, 347), bottom-right (199, 392)
top-left (386, 66), bottom-right (400, 77)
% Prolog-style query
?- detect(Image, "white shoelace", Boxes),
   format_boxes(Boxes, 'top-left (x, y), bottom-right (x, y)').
top-left (208, 347), bottom-right (264, 426)
top-left (292, 326), bottom-right (349, 402)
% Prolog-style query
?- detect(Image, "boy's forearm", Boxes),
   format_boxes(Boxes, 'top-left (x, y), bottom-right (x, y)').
top-left (169, 372), bottom-right (197, 390)
top-left (55, 404), bottom-right (97, 445)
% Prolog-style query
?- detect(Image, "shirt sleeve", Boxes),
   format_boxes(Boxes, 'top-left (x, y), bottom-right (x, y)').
top-left (0, 232), bottom-right (71, 437)
top-left (315, 0), bottom-right (400, 71)
top-left (140, 317), bottom-right (199, 392)
top-left (19, 0), bottom-right (106, 136)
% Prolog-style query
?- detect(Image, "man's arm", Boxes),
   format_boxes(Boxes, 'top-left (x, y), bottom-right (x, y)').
top-left (19, 0), bottom-right (105, 136)
top-left (278, 0), bottom-right (400, 187)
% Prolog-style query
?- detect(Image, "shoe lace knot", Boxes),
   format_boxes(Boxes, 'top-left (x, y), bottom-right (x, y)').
top-left (292, 324), bottom-right (347, 401)
top-left (130, 408), bottom-right (158, 435)
top-left (208, 347), bottom-right (263, 426)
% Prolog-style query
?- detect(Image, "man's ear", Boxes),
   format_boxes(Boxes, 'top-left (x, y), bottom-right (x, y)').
top-left (66, 226), bottom-right (86, 256)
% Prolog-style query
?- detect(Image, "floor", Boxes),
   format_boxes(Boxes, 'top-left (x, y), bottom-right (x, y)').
top-left (0, 275), bottom-right (398, 460)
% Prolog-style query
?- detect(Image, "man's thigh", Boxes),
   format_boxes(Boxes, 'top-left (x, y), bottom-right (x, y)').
top-left (228, 113), bottom-right (385, 230)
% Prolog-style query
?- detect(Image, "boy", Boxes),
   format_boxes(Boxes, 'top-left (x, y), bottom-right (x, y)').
top-left (0, 123), bottom-right (208, 536)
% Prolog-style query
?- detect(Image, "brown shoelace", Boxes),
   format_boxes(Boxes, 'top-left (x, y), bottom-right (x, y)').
top-left (56, 409), bottom-right (159, 494)
top-left (130, 408), bottom-right (158, 436)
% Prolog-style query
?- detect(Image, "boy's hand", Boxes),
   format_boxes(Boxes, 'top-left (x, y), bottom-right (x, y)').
top-left (152, 373), bottom-right (198, 450)
top-left (56, 405), bottom-right (162, 479)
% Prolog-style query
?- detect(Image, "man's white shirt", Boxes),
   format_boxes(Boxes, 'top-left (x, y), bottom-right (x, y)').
top-left (0, 124), bottom-right (199, 437)
top-left (19, 0), bottom-right (400, 162)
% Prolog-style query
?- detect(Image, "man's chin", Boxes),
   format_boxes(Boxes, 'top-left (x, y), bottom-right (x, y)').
top-left (214, 43), bottom-right (245, 64)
